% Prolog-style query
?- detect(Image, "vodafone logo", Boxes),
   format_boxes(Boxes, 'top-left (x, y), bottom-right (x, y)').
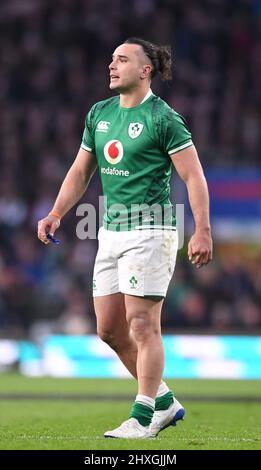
top-left (103, 140), bottom-right (123, 165)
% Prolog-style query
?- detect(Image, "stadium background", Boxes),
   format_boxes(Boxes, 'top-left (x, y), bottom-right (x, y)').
top-left (0, 0), bottom-right (260, 451)
top-left (0, 0), bottom-right (261, 454)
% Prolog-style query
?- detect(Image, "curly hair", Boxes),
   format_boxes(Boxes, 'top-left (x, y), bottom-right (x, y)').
top-left (124, 37), bottom-right (172, 81)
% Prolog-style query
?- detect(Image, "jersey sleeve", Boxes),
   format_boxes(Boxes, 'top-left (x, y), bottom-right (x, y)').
top-left (159, 108), bottom-right (193, 156)
top-left (81, 105), bottom-right (96, 153)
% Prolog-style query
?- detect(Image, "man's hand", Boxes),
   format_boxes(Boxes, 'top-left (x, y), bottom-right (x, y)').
top-left (38, 215), bottom-right (60, 245)
top-left (188, 228), bottom-right (213, 268)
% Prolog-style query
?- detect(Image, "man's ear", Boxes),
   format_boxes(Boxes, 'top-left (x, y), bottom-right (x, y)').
top-left (141, 64), bottom-right (152, 79)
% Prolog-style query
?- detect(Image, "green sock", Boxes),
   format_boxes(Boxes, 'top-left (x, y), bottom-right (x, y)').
top-left (130, 402), bottom-right (154, 426)
top-left (155, 391), bottom-right (174, 411)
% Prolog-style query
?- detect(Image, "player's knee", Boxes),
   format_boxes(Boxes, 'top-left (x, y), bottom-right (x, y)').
top-left (97, 327), bottom-right (120, 349)
top-left (129, 314), bottom-right (158, 342)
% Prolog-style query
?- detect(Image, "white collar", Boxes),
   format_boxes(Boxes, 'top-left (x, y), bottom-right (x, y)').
top-left (140, 89), bottom-right (153, 104)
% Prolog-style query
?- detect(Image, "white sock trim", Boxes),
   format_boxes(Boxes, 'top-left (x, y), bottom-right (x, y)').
top-left (135, 394), bottom-right (155, 410)
top-left (156, 381), bottom-right (170, 398)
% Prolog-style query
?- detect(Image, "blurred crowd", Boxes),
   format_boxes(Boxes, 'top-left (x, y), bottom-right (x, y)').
top-left (0, 0), bottom-right (260, 337)
top-left (164, 245), bottom-right (261, 332)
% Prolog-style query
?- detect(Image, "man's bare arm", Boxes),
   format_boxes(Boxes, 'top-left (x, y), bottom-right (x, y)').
top-left (38, 147), bottom-right (97, 244)
top-left (171, 145), bottom-right (213, 267)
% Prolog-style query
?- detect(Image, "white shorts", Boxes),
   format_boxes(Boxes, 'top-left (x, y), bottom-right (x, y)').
top-left (93, 227), bottom-right (178, 298)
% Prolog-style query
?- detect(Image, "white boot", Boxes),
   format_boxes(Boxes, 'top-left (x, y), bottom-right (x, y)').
top-left (104, 417), bottom-right (152, 439)
top-left (149, 398), bottom-right (185, 437)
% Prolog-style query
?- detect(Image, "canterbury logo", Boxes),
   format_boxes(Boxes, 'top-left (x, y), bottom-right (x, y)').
top-left (96, 121), bottom-right (110, 132)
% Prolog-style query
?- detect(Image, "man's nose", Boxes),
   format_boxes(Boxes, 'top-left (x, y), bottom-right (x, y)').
top-left (109, 61), bottom-right (116, 70)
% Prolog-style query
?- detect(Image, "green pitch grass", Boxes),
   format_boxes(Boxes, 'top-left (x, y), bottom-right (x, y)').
top-left (0, 374), bottom-right (260, 450)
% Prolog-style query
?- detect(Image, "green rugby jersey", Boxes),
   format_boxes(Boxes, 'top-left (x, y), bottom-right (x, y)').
top-left (81, 90), bottom-right (192, 231)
